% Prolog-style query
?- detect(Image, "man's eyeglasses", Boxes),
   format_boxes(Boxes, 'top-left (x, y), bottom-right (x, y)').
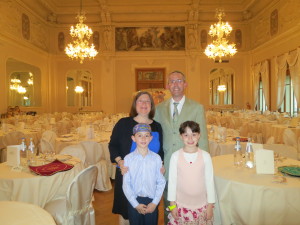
top-left (168, 79), bottom-right (184, 84)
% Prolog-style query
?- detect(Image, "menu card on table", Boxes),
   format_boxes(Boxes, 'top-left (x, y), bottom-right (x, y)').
top-left (7, 145), bottom-right (20, 167)
top-left (256, 149), bottom-right (275, 174)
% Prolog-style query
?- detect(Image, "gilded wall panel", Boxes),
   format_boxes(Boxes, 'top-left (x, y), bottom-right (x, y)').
top-left (280, 1), bottom-right (300, 32)
top-left (0, 0), bottom-right (49, 51)
top-left (0, 0), bottom-right (21, 37)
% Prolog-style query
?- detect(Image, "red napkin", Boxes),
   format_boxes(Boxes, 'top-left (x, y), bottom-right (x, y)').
top-left (29, 159), bottom-right (74, 176)
top-left (232, 137), bottom-right (248, 142)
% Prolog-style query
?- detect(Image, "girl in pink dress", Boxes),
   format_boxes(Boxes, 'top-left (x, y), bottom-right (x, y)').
top-left (167, 121), bottom-right (215, 225)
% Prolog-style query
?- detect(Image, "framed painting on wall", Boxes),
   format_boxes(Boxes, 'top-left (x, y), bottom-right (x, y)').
top-left (116, 27), bottom-right (185, 51)
top-left (135, 68), bottom-right (165, 91)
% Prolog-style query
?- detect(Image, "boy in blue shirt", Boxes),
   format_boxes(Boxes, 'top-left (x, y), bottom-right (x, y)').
top-left (122, 123), bottom-right (166, 225)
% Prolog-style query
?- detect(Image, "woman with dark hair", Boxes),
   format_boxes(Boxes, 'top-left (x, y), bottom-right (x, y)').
top-left (109, 91), bottom-right (164, 225)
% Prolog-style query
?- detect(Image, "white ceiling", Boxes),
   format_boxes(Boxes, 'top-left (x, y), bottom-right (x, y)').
top-left (20, 0), bottom-right (274, 24)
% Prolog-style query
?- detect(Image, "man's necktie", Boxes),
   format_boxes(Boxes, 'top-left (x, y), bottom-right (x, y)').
top-left (173, 102), bottom-right (179, 122)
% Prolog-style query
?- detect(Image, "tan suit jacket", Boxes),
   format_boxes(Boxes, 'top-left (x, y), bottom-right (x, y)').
top-left (155, 97), bottom-right (209, 180)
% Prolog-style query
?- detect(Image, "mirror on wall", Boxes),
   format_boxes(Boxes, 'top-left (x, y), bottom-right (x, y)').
top-left (66, 70), bottom-right (92, 107)
top-left (209, 68), bottom-right (234, 105)
top-left (7, 58), bottom-right (41, 107)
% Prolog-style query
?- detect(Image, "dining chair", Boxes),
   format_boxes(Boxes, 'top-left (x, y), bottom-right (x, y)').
top-left (1, 131), bottom-right (25, 162)
top-left (56, 120), bottom-right (72, 135)
top-left (80, 141), bottom-right (112, 191)
top-left (265, 136), bottom-right (275, 144)
top-left (239, 125), bottom-right (248, 137)
top-left (2, 131), bottom-right (25, 146)
top-left (101, 143), bottom-right (116, 179)
top-left (60, 144), bottom-right (86, 165)
top-left (228, 117), bottom-right (236, 129)
top-left (255, 133), bottom-right (263, 144)
top-left (44, 165), bottom-right (98, 225)
top-left (39, 130), bottom-right (57, 154)
top-left (277, 117), bottom-right (290, 125)
top-left (283, 128), bottom-right (297, 148)
top-left (289, 117), bottom-right (299, 127)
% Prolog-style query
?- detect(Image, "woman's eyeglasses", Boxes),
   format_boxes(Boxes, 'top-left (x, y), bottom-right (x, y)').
top-left (137, 100), bottom-right (151, 104)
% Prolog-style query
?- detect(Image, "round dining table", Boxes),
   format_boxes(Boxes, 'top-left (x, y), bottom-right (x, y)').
top-left (210, 137), bottom-right (299, 161)
top-left (0, 128), bottom-right (41, 149)
top-left (212, 154), bottom-right (300, 225)
top-left (55, 131), bottom-right (111, 153)
top-left (0, 201), bottom-right (56, 225)
top-left (0, 156), bottom-right (84, 207)
top-left (55, 132), bottom-right (116, 180)
top-left (271, 124), bottom-right (300, 144)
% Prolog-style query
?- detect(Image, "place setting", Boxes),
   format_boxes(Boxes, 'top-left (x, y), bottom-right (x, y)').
top-left (6, 144), bottom-right (80, 176)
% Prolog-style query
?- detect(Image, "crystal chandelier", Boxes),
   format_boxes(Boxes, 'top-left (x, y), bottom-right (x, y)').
top-left (17, 86), bottom-right (27, 94)
top-left (205, 9), bottom-right (237, 63)
top-left (10, 78), bottom-right (21, 90)
top-left (65, 0), bottom-right (98, 64)
top-left (27, 72), bottom-right (33, 85)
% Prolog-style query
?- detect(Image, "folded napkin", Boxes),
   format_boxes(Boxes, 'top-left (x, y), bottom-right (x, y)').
top-left (65, 158), bottom-right (81, 165)
top-left (55, 154), bottom-right (72, 162)
top-left (29, 159), bottom-right (74, 176)
top-left (61, 134), bottom-right (73, 138)
top-left (60, 137), bottom-right (75, 142)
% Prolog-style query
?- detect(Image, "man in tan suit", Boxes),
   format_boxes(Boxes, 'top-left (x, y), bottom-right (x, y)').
top-left (154, 70), bottom-right (209, 224)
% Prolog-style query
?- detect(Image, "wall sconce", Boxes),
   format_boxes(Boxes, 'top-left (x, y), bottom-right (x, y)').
top-left (75, 85), bottom-right (84, 93)
top-left (217, 85), bottom-right (226, 92)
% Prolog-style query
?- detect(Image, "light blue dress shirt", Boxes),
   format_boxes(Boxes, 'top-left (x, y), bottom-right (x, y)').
top-left (122, 149), bottom-right (166, 208)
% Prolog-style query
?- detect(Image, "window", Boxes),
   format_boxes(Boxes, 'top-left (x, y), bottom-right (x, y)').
top-left (280, 72), bottom-right (298, 116)
top-left (209, 68), bottom-right (234, 105)
top-left (256, 75), bottom-right (267, 112)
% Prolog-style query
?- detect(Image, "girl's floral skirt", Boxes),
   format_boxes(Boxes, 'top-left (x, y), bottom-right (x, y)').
top-left (167, 204), bottom-right (213, 225)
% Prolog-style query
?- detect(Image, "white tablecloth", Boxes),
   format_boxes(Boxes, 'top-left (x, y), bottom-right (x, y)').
top-left (271, 124), bottom-right (300, 144)
top-left (209, 139), bottom-right (247, 157)
top-left (213, 154), bottom-right (300, 225)
top-left (0, 157), bottom-right (84, 207)
top-left (209, 139), bottom-right (298, 160)
top-left (0, 201), bottom-right (56, 225)
top-left (0, 129), bottom-right (41, 149)
top-left (55, 133), bottom-right (116, 180)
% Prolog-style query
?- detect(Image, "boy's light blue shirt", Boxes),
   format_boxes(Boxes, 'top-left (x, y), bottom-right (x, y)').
top-left (122, 149), bottom-right (166, 208)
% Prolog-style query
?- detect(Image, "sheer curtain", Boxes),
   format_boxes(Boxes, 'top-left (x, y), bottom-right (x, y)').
top-left (252, 60), bottom-right (269, 109)
top-left (226, 74), bottom-right (233, 104)
top-left (261, 60), bottom-right (270, 109)
top-left (275, 48), bottom-right (300, 109)
top-left (252, 63), bottom-right (261, 108)
top-left (275, 53), bottom-right (288, 108)
top-left (287, 48), bottom-right (300, 105)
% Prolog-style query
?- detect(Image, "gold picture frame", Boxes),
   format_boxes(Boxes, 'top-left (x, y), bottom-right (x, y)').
top-left (135, 68), bottom-right (165, 91)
